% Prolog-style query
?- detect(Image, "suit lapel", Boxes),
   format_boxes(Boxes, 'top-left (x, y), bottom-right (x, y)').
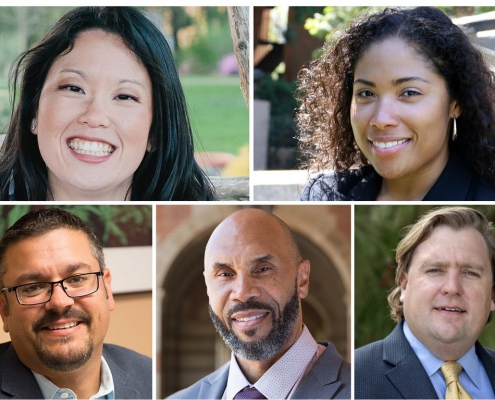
top-left (1, 343), bottom-right (43, 399)
top-left (383, 323), bottom-right (438, 399)
top-left (198, 362), bottom-right (229, 399)
top-left (291, 343), bottom-right (346, 399)
top-left (477, 342), bottom-right (495, 392)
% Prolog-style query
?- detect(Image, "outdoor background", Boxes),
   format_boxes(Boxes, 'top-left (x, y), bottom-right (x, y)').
top-left (0, 7), bottom-right (248, 177)
top-left (355, 205), bottom-right (495, 351)
top-left (255, 6), bottom-right (495, 170)
top-left (253, 6), bottom-right (495, 199)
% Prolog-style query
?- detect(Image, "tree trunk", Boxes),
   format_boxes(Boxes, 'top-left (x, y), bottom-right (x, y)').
top-left (227, 6), bottom-right (249, 109)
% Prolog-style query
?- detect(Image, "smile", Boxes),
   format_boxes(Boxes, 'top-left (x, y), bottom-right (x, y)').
top-left (46, 321), bottom-right (79, 330)
top-left (234, 313), bottom-right (267, 322)
top-left (67, 138), bottom-right (115, 156)
top-left (372, 139), bottom-right (408, 149)
top-left (436, 307), bottom-right (465, 313)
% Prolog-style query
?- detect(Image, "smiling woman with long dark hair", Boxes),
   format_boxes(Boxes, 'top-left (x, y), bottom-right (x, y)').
top-left (297, 7), bottom-right (495, 201)
top-left (0, 6), bottom-right (216, 201)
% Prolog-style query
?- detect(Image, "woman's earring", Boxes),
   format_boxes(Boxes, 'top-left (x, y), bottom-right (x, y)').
top-left (452, 117), bottom-right (457, 142)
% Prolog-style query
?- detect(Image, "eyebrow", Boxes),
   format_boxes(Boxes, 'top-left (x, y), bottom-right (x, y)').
top-left (210, 254), bottom-right (275, 272)
top-left (419, 261), bottom-right (487, 272)
top-left (11, 263), bottom-right (94, 286)
top-left (118, 79), bottom-right (145, 88)
top-left (59, 69), bottom-right (144, 88)
top-left (353, 76), bottom-right (430, 87)
top-left (59, 68), bottom-right (86, 78)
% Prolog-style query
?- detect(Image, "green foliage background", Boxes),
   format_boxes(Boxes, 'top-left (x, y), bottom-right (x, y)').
top-left (0, 205), bottom-right (152, 247)
top-left (355, 205), bottom-right (495, 350)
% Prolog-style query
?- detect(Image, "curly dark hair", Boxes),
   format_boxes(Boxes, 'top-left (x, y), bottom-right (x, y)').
top-left (296, 7), bottom-right (495, 185)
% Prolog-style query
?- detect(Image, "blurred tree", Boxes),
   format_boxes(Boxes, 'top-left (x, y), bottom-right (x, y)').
top-left (355, 205), bottom-right (495, 350)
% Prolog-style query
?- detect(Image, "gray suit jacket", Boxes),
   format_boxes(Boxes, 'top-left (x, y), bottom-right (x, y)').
top-left (0, 342), bottom-right (152, 399)
top-left (168, 342), bottom-right (351, 399)
top-left (355, 322), bottom-right (495, 399)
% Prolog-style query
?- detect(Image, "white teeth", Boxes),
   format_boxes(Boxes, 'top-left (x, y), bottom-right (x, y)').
top-left (47, 321), bottom-right (78, 330)
top-left (67, 138), bottom-right (115, 157)
top-left (372, 139), bottom-right (408, 149)
top-left (236, 313), bottom-right (266, 322)
top-left (441, 307), bottom-right (461, 312)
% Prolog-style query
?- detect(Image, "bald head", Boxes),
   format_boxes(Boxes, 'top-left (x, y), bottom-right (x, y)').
top-left (205, 209), bottom-right (302, 269)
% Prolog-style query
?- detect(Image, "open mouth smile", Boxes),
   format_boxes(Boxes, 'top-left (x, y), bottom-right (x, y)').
top-left (371, 139), bottom-right (409, 149)
top-left (67, 138), bottom-right (115, 157)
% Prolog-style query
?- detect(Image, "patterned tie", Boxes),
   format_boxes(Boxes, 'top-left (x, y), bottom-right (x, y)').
top-left (233, 386), bottom-right (266, 399)
top-left (441, 361), bottom-right (473, 400)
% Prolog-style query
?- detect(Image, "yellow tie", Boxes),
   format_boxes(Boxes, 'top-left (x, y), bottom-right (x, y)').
top-left (440, 361), bottom-right (473, 400)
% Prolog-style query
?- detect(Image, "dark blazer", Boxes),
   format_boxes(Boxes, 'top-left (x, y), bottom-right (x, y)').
top-left (168, 342), bottom-right (351, 399)
top-left (300, 153), bottom-right (495, 201)
top-left (0, 342), bottom-right (152, 399)
top-left (355, 322), bottom-right (495, 399)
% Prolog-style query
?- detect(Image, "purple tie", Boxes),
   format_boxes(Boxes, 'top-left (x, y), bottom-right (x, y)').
top-left (233, 386), bottom-right (266, 399)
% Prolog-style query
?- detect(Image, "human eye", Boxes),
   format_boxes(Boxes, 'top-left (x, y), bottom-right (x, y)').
top-left (115, 94), bottom-right (139, 102)
top-left (59, 84), bottom-right (84, 94)
top-left (65, 274), bottom-right (89, 286)
top-left (18, 283), bottom-right (47, 297)
top-left (463, 269), bottom-right (481, 278)
top-left (356, 89), bottom-right (375, 99)
top-left (401, 89), bottom-right (422, 98)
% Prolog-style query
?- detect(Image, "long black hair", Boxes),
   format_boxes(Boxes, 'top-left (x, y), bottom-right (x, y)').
top-left (0, 6), bottom-right (216, 200)
top-left (297, 7), bottom-right (495, 185)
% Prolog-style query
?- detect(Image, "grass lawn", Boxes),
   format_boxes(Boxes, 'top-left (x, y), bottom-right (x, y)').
top-left (181, 75), bottom-right (249, 155)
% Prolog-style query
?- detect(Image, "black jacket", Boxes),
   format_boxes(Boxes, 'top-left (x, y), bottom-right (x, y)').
top-left (300, 154), bottom-right (495, 201)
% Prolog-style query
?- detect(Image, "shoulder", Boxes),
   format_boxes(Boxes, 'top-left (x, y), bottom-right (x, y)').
top-left (103, 343), bottom-right (151, 368)
top-left (167, 362), bottom-right (230, 399)
top-left (467, 175), bottom-right (495, 200)
top-left (103, 344), bottom-right (151, 399)
top-left (299, 166), bottom-right (375, 201)
top-left (355, 339), bottom-right (385, 369)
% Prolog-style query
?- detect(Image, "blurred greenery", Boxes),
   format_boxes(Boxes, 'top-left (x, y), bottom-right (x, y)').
top-left (304, 6), bottom-right (495, 47)
top-left (355, 205), bottom-right (495, 350)
top-left (182, 75), bottom-right (248, 154)
top-left (0, 206), bottom-right (151, 248)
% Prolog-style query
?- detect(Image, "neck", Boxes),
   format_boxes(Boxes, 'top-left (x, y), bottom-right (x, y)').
top-left (39, 358), bottom-right (101, 399)
top-left (376, 152), bottom-right (448, 201)
top-left (48, 174), bottom-right (131, 201)
top-left (235, 323), bottom-right (304, 383)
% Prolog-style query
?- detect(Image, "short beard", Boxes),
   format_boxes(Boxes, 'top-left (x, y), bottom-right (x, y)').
top-left (32, 309), bottom-right (94, 372)
top-left (209, 283), bottom-right (300, 361)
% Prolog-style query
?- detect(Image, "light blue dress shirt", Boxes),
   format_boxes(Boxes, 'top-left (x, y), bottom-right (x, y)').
top-left (32, 356), bottom-right (115, 399)
top-left (403, 321), bottom-right (494, 399)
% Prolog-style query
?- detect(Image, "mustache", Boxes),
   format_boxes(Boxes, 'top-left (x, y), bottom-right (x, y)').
top-left (227, 299), bottom-right (275, 319)
top-left (33, 309), bottom-right (92, 333)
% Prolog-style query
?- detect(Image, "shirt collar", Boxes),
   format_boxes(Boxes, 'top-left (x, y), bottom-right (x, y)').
top-left (32, 356), bottom-right (115, 399)
top-left (224, 325), bottom-right (319, 399)
top-left (403, 321), bottom-right (481, 389)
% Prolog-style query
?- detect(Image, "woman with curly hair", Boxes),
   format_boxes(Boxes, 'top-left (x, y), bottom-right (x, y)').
top-left (297, 7), bottom-right (495, 201)
top-left (0, 7), bottom-right (216, 201)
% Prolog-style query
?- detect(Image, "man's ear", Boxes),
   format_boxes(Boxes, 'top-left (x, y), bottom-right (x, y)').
top-left (0, 294), bottom-right (10, 333)
top-left (102, 268), bottom-right (115, 311)
top-left (399, 273), bottom-right (408, 303)
top-left (297, 260), bottom-right (310, 299)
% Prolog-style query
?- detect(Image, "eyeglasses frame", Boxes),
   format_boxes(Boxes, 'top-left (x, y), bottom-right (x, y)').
top-left (0, 271), bottom-right (104, 306)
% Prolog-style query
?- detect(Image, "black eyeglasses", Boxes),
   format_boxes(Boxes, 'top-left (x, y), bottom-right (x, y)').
top-left (0, 271), bottom-right (104, 306)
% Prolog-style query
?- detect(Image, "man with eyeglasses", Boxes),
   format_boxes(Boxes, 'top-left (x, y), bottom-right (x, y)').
top-left (0, 208), bottom-right (151, 399)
